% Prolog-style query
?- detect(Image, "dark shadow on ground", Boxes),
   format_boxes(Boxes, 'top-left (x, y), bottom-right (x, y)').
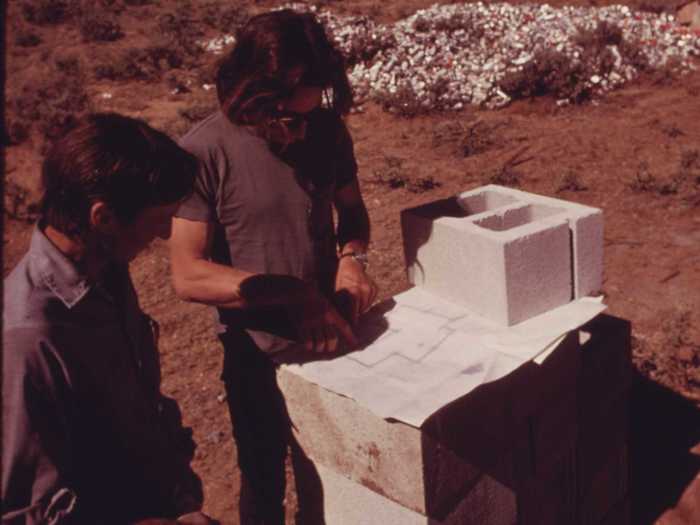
top-left (630, 372), bottom-right (700, 524)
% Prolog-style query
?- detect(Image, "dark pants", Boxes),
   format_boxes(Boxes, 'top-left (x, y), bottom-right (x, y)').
top-left (220, 331), bottom-right (325, 525)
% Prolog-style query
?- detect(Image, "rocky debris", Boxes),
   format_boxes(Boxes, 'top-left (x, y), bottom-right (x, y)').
top-left (198, 34), bottom-right (236, 54)
top-left (231, 3), bottom-right (700, 112)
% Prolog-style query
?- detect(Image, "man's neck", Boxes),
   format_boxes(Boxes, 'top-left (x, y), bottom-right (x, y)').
top-left (43, 225), bottom-right (107, 281)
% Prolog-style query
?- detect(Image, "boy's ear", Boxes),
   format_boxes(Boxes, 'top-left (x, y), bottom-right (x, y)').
top-left (89, 201), bottom-right (118, 234)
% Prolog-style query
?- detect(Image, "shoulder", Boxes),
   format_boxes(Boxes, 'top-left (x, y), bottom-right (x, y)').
top-left (3, 254), bottom-right (88, 364)
top-left (179, 112), bottom-right (264, 178)
top-left (3, 254), bottom-right (55, 332)
top-left (179, 111), bottom-right (248, 155)
top-left (180, 111), bottom-right (224, 145)
top-left (3, 264), bottom-right (65, 374)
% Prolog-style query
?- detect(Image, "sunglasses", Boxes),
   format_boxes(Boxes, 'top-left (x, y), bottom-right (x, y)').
top-left (273, 110), bottom-right (313, 131)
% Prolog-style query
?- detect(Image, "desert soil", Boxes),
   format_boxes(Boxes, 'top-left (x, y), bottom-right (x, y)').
top-left (4, 1), bottom-right (700, 524)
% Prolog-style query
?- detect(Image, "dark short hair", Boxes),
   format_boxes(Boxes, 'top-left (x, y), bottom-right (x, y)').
top-left (216, 9), bottom-right (353, 130)
top-left (39, 112), bottom-right (197, 239)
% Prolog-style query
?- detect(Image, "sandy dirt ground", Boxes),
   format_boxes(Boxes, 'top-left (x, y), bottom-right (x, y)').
top-left (4, 1), bottom-right (700, 524)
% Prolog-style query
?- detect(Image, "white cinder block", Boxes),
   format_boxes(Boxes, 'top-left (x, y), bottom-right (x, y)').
top-left (315, 462), bottom-right (517, 525)
top-left (569, 212), bottom-right (604, 298)
top-left (401, 185), bottom-right (603, 326)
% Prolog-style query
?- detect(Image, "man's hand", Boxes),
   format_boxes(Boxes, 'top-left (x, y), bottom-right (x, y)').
top-left (334, 255), bottom-right (378, 325)
top-left (295, 285), bottom-right (358, 353)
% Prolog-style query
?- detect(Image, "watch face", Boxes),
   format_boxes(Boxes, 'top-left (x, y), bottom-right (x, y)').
top-left (353, 253), bottom-right (369, 268)
top-left (340, 251), bottom-right (369, 268)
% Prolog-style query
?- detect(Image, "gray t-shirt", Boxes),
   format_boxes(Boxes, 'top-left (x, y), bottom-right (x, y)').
top-left (176, 109), bottom-right (358, 352)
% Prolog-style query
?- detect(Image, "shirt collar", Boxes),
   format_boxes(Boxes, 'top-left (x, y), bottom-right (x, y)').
top-left (28, 227), bottom-right (92, 309)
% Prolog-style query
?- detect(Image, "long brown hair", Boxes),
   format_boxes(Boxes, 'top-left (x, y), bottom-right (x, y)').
top-left (216, 9), bottom-right (353, 136)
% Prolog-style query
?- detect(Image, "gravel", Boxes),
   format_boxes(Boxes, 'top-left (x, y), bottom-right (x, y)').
top-left (208, 2), bottom-right (700, 112)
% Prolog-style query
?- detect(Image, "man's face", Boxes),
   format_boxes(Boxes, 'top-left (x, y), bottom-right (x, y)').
top-left (111, 201), bottom-right (181, 262)
top-left (275, 65), bottom-right (325, 143)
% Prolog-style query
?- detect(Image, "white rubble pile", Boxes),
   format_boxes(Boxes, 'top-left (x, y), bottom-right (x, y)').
top-left (198, 34), bottom-right (236, 54)
top-left (279, 2), bottom-right (700, 111)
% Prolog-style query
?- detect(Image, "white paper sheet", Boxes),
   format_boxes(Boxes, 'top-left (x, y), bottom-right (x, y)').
top-left (277, 288), bottom-right (606, 427)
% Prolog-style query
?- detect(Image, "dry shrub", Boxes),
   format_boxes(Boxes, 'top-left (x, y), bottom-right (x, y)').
top-left (500, 21), bottom-right (650, 104)
top-left (371, 156), bottom-right (441, 193)
top-left (54, 53), bottom-right (81, 76)
top-left (200, 2), bottom-right (249, 33)
top-left (678, 150), bottom-right (700, 204)
top-left (637, 0), bottom-right (682, 14)
top-left (21, 0), bottom-right (75, 25)
top-left (371, 155), bottom-right (409, 189)
top-left (630, 155), bottom-right (700, 198)
top-left (630, 161), bottom-right (658, 192)
top-left (680, 149), bottom-right (700, 175)
top-left (375, 86), bottom-right (424, 117)
top-left (557, 171), bottom-right (588, 192)
top-left (487, 165), bottom-right (521, 187)
top-left (3, 121), bottom-right (31, 146)
top-left (15, 30), bottom-right (42, 47)
top-left (432, 120), bottom-right (467, 148)
top-left (485, 146), bottom-right (533, 187)
top-left (634, 310), bottom-right (700, 395)
top-left (662, 124), bottom-right (685, 138)
top-left (4, 181), bottom-right (40, 223)
top-left (574, 20), bottom-right (622, 49)
top-left (5, 59), bottom-right (90, 149)
top-left (500, 49), bottom-right (593, 103)
top-left (79, 11), bottom-right (124, 42)
top-left (408, 176), bottom-right (441, 193)
top-left (158, 8), bottom-right (205, 59)
top-left (461, 121), bottom-right (494, 157)
top-left (94, 46), bottom-right (184, 82)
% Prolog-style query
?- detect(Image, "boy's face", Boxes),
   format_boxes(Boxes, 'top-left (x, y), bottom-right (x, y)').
top-left (111, 201), bottom-right (181, 262)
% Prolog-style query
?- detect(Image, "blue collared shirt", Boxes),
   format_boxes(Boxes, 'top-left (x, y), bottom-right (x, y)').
top-left (2, 228), bottom-right (196, 524)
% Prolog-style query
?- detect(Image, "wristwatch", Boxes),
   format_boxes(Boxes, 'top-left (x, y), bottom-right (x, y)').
top-left (340, 251), bottom-right (369, 270)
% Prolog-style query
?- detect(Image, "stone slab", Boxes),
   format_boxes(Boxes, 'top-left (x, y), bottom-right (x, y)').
top-left (578, 314), bottom-right (633, 424)
top-left (576, 314), bottom-right (631, 525)
top-left (401, 185), bottom-right (603, 326)
top-left (577, 393), bottom-right (630, 525)
top-left (599, 496), bottom-right (630, 525)
top-left (277, 330), bottom-right (581, 519)
top-left (517, 442), bottom-right (579, 525)
top-left (314, 462), bottom-right (517, 525)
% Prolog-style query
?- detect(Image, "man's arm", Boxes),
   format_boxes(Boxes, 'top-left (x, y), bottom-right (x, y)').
top-left (2, 333), bottom-right (77, 524)
top-left (169, 217), bottom-right (357, 351)
top-left (335, 180), bottom-right (370, 254)
top-left (169, 218), bottom-right (254, 309)
top-left (334, 181), bottom-right (378, 323)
